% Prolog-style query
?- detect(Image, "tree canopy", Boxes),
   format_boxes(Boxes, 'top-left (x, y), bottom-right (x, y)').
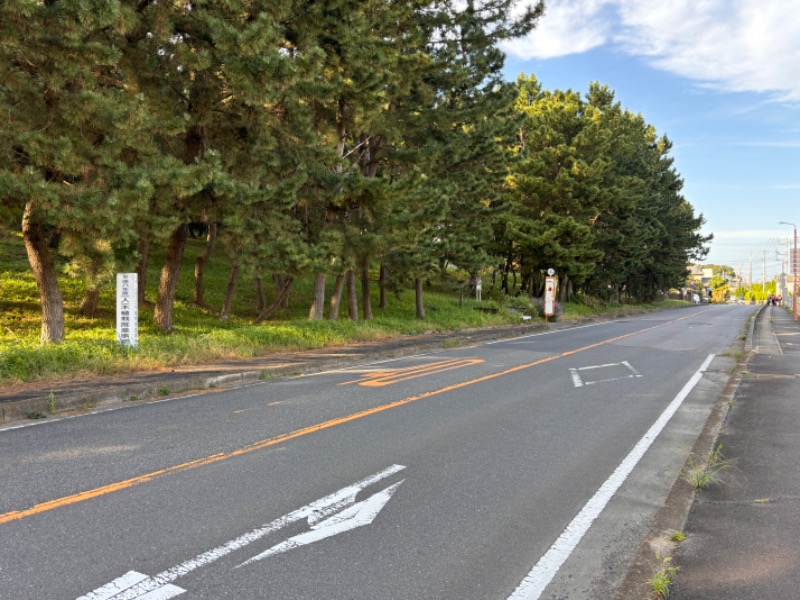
top-left (1, 0), bottom-right (709, 344)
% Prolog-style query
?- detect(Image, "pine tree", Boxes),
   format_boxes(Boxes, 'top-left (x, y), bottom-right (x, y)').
top-left (123, 1), bottom-right (320, 331)
top-left (0, 0), bottom-right (156, 342)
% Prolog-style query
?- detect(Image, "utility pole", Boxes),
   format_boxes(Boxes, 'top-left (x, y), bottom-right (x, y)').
top-left (778, 221), bottom-right (798, 320)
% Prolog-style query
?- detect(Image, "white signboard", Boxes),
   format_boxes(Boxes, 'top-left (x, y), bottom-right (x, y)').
top-left (544, 276), bottom-right (557, 317)
top-left (116, 273), bottom-right (138, 348)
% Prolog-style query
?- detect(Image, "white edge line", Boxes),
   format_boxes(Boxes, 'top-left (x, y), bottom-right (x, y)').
top-left (485, 321), bottom-right (610, 345)
top-left (507, 354), bottom-right (715, 600)
top-left (568, 369), bottom-right (583, 388)
top-left (0, 383), bottom-right (264, 432)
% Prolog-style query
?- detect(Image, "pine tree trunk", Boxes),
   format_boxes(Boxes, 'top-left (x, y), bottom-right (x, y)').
top-left (153, 119), bottom-right (204, 333)
top-left (346, 269), bottom-right (359, 321)
top-left (220, 262), bottom-right (240, 321)
top-left (415, 277), bottom-right (425, 319)
top-left (559, 274), bottom-right (569, 304)
top-left (360, 258), bottom-right (372, 320)
top-left (379, 264), bottom-right (388, 309)
top-left (154, 223), bottom-right (189, 332)
top-left (273, 274), bottom-right (292, 308)
top-left (254, 275), bottom-right (294, 323)
top-left (79, 288), bottom-right (100, 318)
top-left (328, 273), bottom-right (345, 320)
top-left (255, 276), bottom-right (266, 312)
top-left (136, 237), bottom-right (149, 306)
top-left (22, 201), bottom-right (65, 343)
top-left (193, 222), bottom-right (217, 308)
top-left (309, 272), bottom-right (326, 320)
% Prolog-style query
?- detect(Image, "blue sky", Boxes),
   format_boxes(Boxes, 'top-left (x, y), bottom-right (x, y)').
top-left (498, 0), bottom-right (800, 282)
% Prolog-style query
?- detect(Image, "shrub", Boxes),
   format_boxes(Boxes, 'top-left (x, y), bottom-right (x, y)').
top-left (532, 297), bottom-right (563, 320)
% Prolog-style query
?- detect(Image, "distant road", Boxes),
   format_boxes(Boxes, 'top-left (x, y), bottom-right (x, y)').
top-left (0, 305), bottom-right (753, 599)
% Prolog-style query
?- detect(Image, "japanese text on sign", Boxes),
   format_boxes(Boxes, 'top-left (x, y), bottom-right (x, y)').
top-left (116, 273), bottom-right (138, 349)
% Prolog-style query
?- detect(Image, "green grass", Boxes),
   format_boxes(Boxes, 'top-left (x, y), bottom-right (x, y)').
top-left (682, 444), bottom-right (735, 490)
top-left (0, 230), bottom-right (689, 384)
top-left (648, 554), bottom-right (679, 599)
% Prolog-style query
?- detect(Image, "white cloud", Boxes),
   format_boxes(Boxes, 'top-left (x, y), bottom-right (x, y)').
top-left (503, 0), bottom-right (615, 59)
top-left (504, 0), bottom-right (800, 100)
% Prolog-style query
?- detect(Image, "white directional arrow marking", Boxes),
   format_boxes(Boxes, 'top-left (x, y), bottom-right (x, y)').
top-left (238, 479), bottom-right (404, 567)
top-left (76, 465), bottom-right (405, 600)
top-left (75, 571), bottom-right (185, 600)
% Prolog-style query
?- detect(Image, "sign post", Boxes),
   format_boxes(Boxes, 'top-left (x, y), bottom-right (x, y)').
top-left (544, 269), bottom-right (557, 322)
top-left (116, 273), bottom-right (138, 349)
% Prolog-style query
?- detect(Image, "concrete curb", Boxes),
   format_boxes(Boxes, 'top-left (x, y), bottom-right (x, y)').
top-left (614, 307), bottom-right (758, 599)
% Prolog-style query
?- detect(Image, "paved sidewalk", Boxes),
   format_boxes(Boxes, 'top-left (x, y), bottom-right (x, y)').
top-left (672, 305), bottom-right (800, 598)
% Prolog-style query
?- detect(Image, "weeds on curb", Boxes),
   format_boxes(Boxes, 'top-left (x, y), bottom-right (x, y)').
top-left (48, 391), bottom-right (56, 414)
top-left (669, 531), bottom-right (686, 543)
top-left (682, 444), bottom-right (735, 490)
top-left (648, 553), bottom-right (679, 599)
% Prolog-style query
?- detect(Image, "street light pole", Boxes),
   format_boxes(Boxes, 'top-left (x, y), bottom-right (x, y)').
top-left (778, 221), bottom-right (798, 320)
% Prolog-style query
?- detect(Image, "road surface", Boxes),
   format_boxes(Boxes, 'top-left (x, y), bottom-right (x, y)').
top-left (0, 305), bottom-right (753, 599)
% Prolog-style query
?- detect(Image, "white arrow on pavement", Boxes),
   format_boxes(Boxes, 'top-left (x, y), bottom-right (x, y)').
top-left (76, 464), bottom-right (405, 600)
top-left (75, 571), bottom-right (185, 600)
top-left (238, 479), bottom-right (404, 567)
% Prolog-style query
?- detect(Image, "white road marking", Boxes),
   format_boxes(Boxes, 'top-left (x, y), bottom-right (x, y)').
top-left (508, 354), bottom-right (715, 600)
top-left (76, 571), bottom-right (184, 600)
top-left (568, 361), bottom-right (643, 388)
top-left (238, 479), bottom-right (404, 566)
top-left (568, 368), bottom-right (584, 388)
top-left (78, 571), bottom-right (148, 600)
top-left (77, 465), bottom-right (405, 600)
top-left (621, 361), bottom-right (642, 377)
top-left (485, 321), bottom-right (610, 345)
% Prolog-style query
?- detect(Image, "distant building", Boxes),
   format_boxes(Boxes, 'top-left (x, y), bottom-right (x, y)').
top-left (687, 264), bottom-right (737, 298)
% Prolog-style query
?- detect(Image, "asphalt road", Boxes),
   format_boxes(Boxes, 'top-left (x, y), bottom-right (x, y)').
top-left (0, 305), bottom-right (755, 600)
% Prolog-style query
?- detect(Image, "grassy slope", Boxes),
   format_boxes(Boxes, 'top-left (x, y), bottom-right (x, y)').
top-left (0, 231), bottom-right (686, 384)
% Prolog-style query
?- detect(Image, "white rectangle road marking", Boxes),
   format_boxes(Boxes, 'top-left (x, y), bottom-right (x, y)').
top-left (509, 354), bottom-right (715, 600)
top-left (569, 361), bottom-right (643, 388)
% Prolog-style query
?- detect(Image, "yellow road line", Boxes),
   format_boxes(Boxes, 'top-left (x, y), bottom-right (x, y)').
top-left (0, 311), bottom-right (700, 526)
top-left (343, 358), bottom-right (485, 387)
